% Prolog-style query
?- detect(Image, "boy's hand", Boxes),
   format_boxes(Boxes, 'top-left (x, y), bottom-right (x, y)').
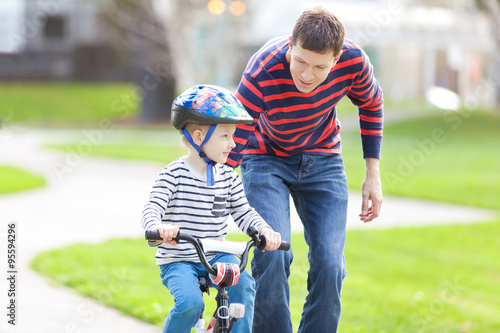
top-left (260, 227), bottom-right (282, 252)
top-left (156, 225), bottom-right (179, 245)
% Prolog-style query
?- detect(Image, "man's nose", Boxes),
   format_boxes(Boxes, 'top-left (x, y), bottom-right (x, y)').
top-left (302, 67), bottom-right (314, 81)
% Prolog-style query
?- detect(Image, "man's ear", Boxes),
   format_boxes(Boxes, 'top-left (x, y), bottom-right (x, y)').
top-left (330, 50), bottom-right (343, 70)
top-left (192, 129), bottom-right (204, 146)
top-left (334, 50), bottom-right (343, 62)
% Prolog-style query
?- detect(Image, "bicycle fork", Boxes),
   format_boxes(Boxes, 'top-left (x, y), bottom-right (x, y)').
top-left (215, 287), bottom-right (231, 332)
top-left (195, 286), bottom-right (245, 333)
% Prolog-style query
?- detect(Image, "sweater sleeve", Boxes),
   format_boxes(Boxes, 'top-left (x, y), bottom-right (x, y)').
top-left (226, 75), bottom-right (263, 168)
top-left (228, 170), bottom-right (269, 233)
top-left (141, 167), bottom-right (176, 246)
top-left (346, 49), bottom-right (384, 159)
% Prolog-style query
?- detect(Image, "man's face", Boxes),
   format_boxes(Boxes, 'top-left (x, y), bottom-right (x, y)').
top-left (287, 43), bottom-right (341, 93)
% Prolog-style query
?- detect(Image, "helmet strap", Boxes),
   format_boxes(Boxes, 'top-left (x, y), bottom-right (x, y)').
top-left (182, 124), bottom-right (217, 186)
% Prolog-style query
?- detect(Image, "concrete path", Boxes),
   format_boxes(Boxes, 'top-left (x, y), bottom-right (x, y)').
top-left (0, 129), bottom-right (162, 333)
top-left (0, 128), bottom-right (496, 333)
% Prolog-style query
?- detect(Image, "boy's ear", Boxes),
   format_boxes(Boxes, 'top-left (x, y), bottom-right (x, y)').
top-left (192, 129), bottom-right (204, 146)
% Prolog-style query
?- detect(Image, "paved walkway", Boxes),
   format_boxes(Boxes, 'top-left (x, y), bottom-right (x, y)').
top-left (0, 128), bottom-right (496, 333)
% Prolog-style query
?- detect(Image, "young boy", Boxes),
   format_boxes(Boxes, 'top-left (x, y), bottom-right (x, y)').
top-left (141, 85), bottom-right (281, 333)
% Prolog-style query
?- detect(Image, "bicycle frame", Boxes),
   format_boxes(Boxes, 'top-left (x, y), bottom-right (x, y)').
top-left (145, 227), bottom-right (289, 332)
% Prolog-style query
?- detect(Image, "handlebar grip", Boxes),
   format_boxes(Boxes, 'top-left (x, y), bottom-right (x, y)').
top-left (279, 241), bottom-right (290, 251)
top-left (144, 230), bottom-right (180, 243)
top-left (257, 235), bottom-right (290, 251)
top-left (145, 230), bottom-right (162, 240)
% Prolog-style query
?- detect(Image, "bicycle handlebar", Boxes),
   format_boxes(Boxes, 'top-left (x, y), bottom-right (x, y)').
top-left (144, 227), bottom-right (290, 275)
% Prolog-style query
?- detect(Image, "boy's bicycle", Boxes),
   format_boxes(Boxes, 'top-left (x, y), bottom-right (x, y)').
top-left (145, 226), bottom-right (290, 333)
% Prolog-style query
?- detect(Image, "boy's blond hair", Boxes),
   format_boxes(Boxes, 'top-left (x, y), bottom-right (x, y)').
top-left (181, 123), bottom-right (212, 147)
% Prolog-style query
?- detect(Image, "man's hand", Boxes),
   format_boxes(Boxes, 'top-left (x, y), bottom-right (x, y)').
top-left (156, 224), bottom-right (180, 245)
top-left (359, 158), bottom-right (383, 223)
top-left (260, 227), bottom-right (282, 252)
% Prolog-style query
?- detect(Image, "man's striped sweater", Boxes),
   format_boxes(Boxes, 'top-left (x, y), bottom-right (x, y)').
top-left (227, 36), bottom-right (383, 167)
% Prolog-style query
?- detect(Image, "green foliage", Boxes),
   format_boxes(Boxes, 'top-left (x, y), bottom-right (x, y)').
top-left (0, 165), bottom-right (46, 194)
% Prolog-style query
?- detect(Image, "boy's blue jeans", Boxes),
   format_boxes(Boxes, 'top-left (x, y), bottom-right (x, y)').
top-left (241, 154), bottom-right (348, 333)
top-left (159, 254), bottom-right (255, 333)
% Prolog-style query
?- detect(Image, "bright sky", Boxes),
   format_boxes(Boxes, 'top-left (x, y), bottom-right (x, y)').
top-left (0, 1), bottom-right (25, 52)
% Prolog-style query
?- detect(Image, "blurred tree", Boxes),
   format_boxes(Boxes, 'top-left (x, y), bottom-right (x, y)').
top-left (99, 0), bottom-right (176, 122)
top-left (159, 0), bottom-right (251, 89)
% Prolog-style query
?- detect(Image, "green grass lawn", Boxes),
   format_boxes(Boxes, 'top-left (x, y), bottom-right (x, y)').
top-left (45, 142), bottom-right (187, 164)
top-left (0, 82), bottom-right (139, 126)
top-left (46, 109), bottom-right (500, 210)
top-left (31, 221), bottom-right (500, 332)
top-left (0, 82), bottom-right (141, 195)
top-left (0, 165), bottom-right (46, 194)
top-left (341, 109), bottom-right (500, 210)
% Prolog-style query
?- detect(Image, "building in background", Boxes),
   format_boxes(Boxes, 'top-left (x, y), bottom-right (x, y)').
top-left (236, 0), bottom-right (497, 108)
top-left (0, 0), bottom-right (176, 121)
top-left (0, 0), bottom-right (129, 81)
top-left (333, 1), bottom-right (496, 109)
top-left (159, 0), bottom-right (497, 108)
top-left (0, 0), bottom-right (498, 108)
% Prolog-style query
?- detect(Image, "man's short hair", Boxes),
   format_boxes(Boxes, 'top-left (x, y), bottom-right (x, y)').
top-left (291, 6), bottom-right (345, 56)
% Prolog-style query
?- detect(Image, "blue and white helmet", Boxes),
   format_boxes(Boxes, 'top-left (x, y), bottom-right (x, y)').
top-left (171, 85), bottom-right (253, 130)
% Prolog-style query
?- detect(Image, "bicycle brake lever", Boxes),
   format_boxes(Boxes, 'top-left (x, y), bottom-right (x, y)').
top-left (247, 226), bottom-right (263, 247)
top-left (247, 226), bottom-right (259, 237)
top-left (256, 235), bottom-right (266, 251)
top-left (248, 226), bottom-right (290, 251)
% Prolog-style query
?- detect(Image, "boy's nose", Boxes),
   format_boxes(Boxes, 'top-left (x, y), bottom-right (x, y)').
top-left (229, 137), bottom-right (236, 148)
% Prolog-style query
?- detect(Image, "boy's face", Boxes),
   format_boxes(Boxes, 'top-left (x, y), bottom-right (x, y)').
top-left (203, 124), bottom-right (237, 164)
top-left (287, 42), bottom-right (341, 93)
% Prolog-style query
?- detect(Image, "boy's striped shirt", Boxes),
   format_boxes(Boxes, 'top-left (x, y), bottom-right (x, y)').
top-left (142, 158), bottom-right (269, 266)
top-left (227, 36), bottom-right (383, 167)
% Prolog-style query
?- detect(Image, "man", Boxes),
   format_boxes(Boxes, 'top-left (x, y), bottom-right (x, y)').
top-left (227, 7), bottom-right (383, 333)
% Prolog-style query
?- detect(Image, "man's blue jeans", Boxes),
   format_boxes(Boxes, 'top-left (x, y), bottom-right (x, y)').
top-left (241, 154), bottom-right (348, 333)
top-left (159, 254), bottom-right (255, 333)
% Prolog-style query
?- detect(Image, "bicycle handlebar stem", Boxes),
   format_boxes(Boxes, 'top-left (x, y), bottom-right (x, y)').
top-left (144, 228), bottom-right (290, 275)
